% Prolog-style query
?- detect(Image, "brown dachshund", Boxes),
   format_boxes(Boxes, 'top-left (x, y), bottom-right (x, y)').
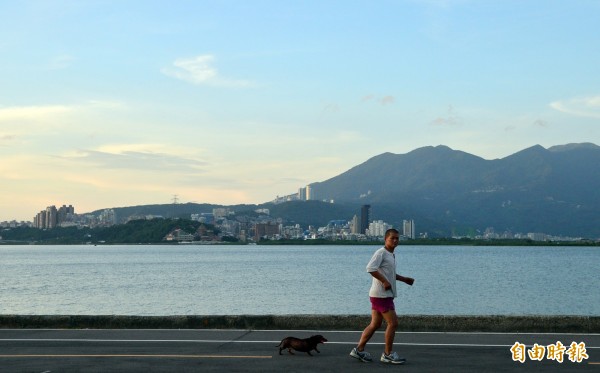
top-left (277, 335), bottom-right (328, 356)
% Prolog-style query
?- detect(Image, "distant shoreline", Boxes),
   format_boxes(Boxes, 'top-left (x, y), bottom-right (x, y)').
top-left (258, 238), bottom-right (600, 246)
top-left (2, 239), bottom-right (599, 246)
top-left (3, 218), bottom-right (598, 245)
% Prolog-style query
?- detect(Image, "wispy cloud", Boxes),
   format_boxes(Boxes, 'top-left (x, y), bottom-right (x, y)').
top-left (361, 95), bottom-right (375, 102)
top-left (379, 96), bottom-right (395, 105)
top-left (550, 96), bottom-right (600, 119)
top-left (60, 147), bottom-right (208, 172)
top-left (360, 94), bottom-right (395, 105)
top-left (430, 105), bottom-right (462, 126)
top-left (0, 134), bottom-right (17, 146)
top-left (162, 54), bottom-right (253, 88)
top-left (0, 105), bottom-right (74, 122)
top-left (0, 101), bottom-right (124, 123)
top-left (59, 144), bottom-right (207, 174)
top-left (322, 103), bottom-right (340, 113)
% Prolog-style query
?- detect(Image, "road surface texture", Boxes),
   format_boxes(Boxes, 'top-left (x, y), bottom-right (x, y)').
top-left (1, 328), bottom-right (598, 372)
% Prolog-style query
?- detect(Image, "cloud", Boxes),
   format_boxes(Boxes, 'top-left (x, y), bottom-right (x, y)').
top-left (379, 96), bottom-right (395, 105)
top-left (533, 119), bottom-right (549, 128)
top-left (322, 103), bottom-right (340, 113)
top-left (0, 134), bottom-right (17, 146)
top-left (361, 95), bottom-right (375, 102)
top-left (550, 96), bottom-right (600, 119)
top-left (360, 94), bottom-right (395, 105)
top-left (430, 105), bottom-right (462, 126)
top-left (162, 54), bottom-right (252, 88)
top-left (0, 101), bottom-right (124, 124)
top-left (58, 144), bottom-right (208, 173)
top-left (0, 105), bottom-right (74, 122)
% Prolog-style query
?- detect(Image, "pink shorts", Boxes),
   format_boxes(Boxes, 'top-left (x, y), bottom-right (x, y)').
top-left (370, 297), bottom-right (395, 313)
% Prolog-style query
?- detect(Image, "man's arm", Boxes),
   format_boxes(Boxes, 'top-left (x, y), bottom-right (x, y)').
top-left (371, 272), bottom-right (414, 288)
top-left (369, 271), bottom-right (392, 290)
top-left (396, 274), bottom-right (414, 286)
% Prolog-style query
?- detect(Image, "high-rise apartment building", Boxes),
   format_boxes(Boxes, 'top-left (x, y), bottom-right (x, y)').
top-left (306, 185), bottom-right (314, 201)
top-left (254, 222), bottom-right (281, 241)
top-left (403, 219), bottom-right (415, 239)
top-left (298, 187), bottom-right (307, 201)
top-left (350, 215), bottom-right (360, 234)
top-left (57, 205), bottom-right (75, 225)
top-left (367, 220), bottom-right (392, 238)
top-left (45, 206), bottom-right (58, 228)
top-left (33, 204), bottom-right (75, 229)
top-left (360, 205), bottom-right (370, 234)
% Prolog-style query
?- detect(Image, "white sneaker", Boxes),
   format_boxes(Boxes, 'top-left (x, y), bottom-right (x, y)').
top-left (381, 351), bottom-right (406, 364)
top-left (350, 347), bottom-right (373, 362)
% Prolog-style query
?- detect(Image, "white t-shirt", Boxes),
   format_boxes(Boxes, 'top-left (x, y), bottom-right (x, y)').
top-left (366, 247), bottom-right (397, 298)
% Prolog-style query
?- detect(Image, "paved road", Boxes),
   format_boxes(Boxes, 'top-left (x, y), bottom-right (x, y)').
top-left (1, 329), bottom-right (598, 372)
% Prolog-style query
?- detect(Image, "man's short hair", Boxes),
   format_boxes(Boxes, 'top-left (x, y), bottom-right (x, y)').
top-left (385, 228), bottom-right (399, 239)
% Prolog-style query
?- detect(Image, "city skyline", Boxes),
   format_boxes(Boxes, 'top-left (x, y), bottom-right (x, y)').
top-left (2, 1), bottom-right (599, 221)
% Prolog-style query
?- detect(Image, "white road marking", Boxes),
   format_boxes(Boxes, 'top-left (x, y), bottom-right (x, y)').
top-left (1, 338), bottom-right (598, 349)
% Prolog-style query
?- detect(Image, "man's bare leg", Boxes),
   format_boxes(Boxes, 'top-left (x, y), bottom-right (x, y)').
top-left (381, 309), bottom-right (399, 354)
top-left (357, 310), bottom-right (383, 351)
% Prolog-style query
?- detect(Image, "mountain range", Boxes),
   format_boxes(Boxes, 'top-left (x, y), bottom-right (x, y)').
top-left (95, 143), bottom-right (600, 239)
top-left (309, 142), bottom-right (600, 238)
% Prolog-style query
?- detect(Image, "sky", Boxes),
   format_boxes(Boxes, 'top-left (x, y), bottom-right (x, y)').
top-left (1, 0), bottom-right (599, 221)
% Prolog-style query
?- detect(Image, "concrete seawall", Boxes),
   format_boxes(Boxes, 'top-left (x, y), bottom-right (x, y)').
top-left (1, 315), bottom-right (598, 333)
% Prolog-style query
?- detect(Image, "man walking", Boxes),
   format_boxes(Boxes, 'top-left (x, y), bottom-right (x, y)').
top-left (350, 228), bottom-right (414, 364)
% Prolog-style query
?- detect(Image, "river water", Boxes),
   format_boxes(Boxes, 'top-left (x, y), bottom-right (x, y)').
top-left (1, 244), bottom-right (597, 316)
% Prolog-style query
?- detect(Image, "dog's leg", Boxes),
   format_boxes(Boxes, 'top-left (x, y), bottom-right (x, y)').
top-left (288, 348), bottom-right (295, 355)
top-left (315, 347), bottom-right (320, 353)
top-left (307, 351), bottom-right (313, 356)
top-left (279, 348), bottom-right (283, 355)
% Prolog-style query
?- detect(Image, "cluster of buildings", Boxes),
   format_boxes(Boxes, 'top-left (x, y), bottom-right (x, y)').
top-left (0, 220), bottom-right (31, 228)
top-left (162, 204), bottom-right (415, 243)
top-left (0, 200), bottom-right (417, 243)
top-left (4, 200), bottom-right (585, 243)
top-left (469, 227), bottom-right (583, 242)
top-left (272, 185), bottom-right (320, 204)
top-left (23, 204), bottom-right (117, 229)
top-left (33, 205), bottom-right (75, 229)
top-left (346, 205), bottom-right (415, 239)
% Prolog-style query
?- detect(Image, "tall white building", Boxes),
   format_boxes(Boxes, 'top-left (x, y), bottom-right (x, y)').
top-left (350, 215), bottom-right (360, 234)
top-left (306, 185), bottom-right (314, 200)
top-left (403, 219), bottom-right (415, 239)
top-left (99, 208), bottom-right (117, 226)
top-left (367, 220), bottom-right (392, 238)
top-left (298, 187), bottom-right (307, 201)
top-left (213, 208), bottom-right (232, 219)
